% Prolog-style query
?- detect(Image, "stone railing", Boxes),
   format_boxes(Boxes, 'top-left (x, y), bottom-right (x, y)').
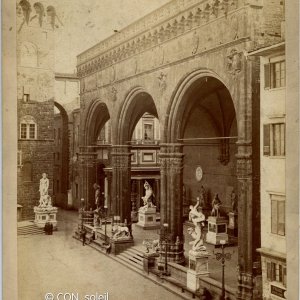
top-left (77, 0), bottom-right (241, 77)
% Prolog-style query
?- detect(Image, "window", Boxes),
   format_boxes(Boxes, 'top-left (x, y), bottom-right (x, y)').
top-left (23, 93), bottom-right (30, 102)
top-left (20, 124), bottom-right (27, 139)
top-left (271, 194), bottom-right (285, 236)
top-left (264, 60), bottom-right (286, 89)
top-left (143, 123), bottom-right (154, 140)
top-left (267, 261), bottom-right (287, 287)
top-left (19, 116), bottom-right (37, 140)
top-left (263, 123), bottom-right (285, 156)
top-left (54, 129), bottom-right (56, 140)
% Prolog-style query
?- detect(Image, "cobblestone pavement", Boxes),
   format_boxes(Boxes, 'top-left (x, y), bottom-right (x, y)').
top-left (18, 209), bottom-right (182, 300)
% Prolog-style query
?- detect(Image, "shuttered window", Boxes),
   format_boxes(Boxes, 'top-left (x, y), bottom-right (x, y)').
top-left (263, 124), bottom-right (270, 155)
top-left (264, 61), bottom-right (285, 89)
top-left (271, 195), bottom-right (285, 236)
top-left (263, 123), bottom-right (285, 156)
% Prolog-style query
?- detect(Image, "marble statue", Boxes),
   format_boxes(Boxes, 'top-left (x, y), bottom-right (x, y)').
top-left (93, 183), bottom-right (101, 208)
top-left (231, 190), bottom-right (238, 213)
top-left (211, 193), bottom-right (222, 217)
top-left (188, 200), bottom-right (207, 252)
top-left (139, 181), bottom-right (155, 211)
top-left (37, 173), bottom-right (54, 209)
top-left (39, 173), bottom-right (49, 198)
top-left (199, 185), bottom-right (207, 207)
top-left (143, 239), bottom-right (160, 253)
top-left (112, 225), bottom-right (130, 240)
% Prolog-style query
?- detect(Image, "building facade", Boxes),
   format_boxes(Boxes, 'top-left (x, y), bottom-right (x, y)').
top-left (252, 42), bottom-right (286, 300)
top-left (17, 0), bottom-right (57, 219)
top-left (76, 1), bottom-right (285, 298)
top-left (53, 73), bottom-right (80, 208)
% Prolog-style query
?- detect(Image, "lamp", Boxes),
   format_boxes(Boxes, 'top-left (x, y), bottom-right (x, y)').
top-left (214, 240), bottom-right (232, 300)
top-left (162, 223), bottom-right (170, 276)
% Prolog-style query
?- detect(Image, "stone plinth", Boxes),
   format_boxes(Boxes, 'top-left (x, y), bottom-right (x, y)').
top-left (34, 206), bottom-right (58, 229)
top-left (136, 207), bottom-right (159, 229)
top-left (205, 216), bottom-right (228, 245)
top-left (228, 212), bottom-right (238, 237)
top-left (187, 252), bottom-right (210, 292)
top-left (110, 238), bottom-right (134, 255)
top-left (143, 252), bottom-right (159, 273)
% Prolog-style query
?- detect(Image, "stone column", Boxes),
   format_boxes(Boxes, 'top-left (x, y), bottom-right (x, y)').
top-left (159, 143), bottom-right (185, 264)
top-left (111, 145), bottom-right (132, 224)
top-left (136, 179), bottom-right (142, 210)
top-left (155, 178), bottom-right (160, 211)
top-left (106, 171), bottom-right (113, 215)
top-left (236, 143), bottom-right (260, 300)
top-left (78, 150), bottom-right (97, 210)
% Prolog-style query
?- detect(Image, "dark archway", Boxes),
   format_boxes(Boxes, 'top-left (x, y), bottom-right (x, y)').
top-left (53, 102), bottom-right (69, 208)
top-left (117, 87), bottom-right (159, 144)
top-left (83, 101), bottom-right (111, 210)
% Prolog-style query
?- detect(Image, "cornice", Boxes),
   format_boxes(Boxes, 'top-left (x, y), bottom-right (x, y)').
top-left (77, 0), bottom-right (242, 76)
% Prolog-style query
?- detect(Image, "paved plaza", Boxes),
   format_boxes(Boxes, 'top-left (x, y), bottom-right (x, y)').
top-left (18, 210), bottom-right (183, 300)
top-left (18, 209), bottom-right (238, 300)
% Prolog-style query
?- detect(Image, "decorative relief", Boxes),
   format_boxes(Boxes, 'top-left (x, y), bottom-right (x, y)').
top-left (226, 48), bottom-right (242, 76)
top-left (77, 0), bottom-right (244, 75)
top-left (108, 86), bottom-right (117, 102)
top-left (17, 0), bottom-right (62, 32)
top-left (192, 30), bottom-right (199, 54)
top-left (157, 72), bottom-right (167, 93)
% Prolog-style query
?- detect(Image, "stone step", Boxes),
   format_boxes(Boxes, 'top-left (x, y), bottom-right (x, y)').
top-left (117, 252), bottom-right (143, 267)
top-left (18, 225), bottom-right (44, 236)
top-left (125, 247), bottom-right (145, 258)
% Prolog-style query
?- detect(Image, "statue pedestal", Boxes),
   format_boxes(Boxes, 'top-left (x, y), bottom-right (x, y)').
top-left (187, 251), bottom-right (210, 292)
top-left (205, 216), bottom-right (228, 245)
top-left (136, 207), bottom-right (159, 229)
top-left (143, 252), bottom-right (159, 273)
top-left (228, 212), bottom-right (238, 237)
top-left (34, 206), bottom-right (58, 229)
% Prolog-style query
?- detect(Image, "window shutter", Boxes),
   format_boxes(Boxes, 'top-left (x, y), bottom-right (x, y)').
top-left (267, 262), bottom-right (271, 280)
top-left (263, 124), bottom-right (270, 156)
top-left (264, 63), bottom-right (270, 89)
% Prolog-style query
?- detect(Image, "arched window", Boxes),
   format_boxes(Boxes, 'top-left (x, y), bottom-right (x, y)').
top-left (23, 161), bottom-right (32, 182)
top-left (20, 42), bottom-right (38, 67)
top-left (20, 115), bottom-right (37, 139)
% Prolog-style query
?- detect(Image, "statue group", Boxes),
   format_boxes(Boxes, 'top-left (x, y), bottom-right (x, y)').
top-left (38, 173), bottom-right (52, 209)
top-left (188, 200), bottom-right (207, 254)
top-left (34, 173), bottom-right (58, 229)
top-left (139, 181), bottom-right (156, 212)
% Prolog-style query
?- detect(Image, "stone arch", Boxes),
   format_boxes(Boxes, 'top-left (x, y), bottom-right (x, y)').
top-left (84, 100), bottom-right (111, 146)
top-left (54, 102), bottom-right (69, 207)
top-left (20, 41), bottom-right (38, 67)
top-left (164, 69), bottom-right (237, 143)
top-left (117, 87), bottom-right (159, 144)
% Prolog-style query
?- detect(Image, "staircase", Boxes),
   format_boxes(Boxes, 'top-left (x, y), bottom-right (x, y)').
top-left (115, 247), bottom-right (144, 271)
top-left (18, 224), bottom-right (44, 236)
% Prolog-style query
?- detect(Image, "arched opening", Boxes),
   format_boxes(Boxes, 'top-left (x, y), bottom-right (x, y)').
top-left (118, 89), bottom-right (159, 144)
top-left (178, 76), bottom-right (237, 217)
top-left (115, 88), bottom-right (160, 224)
top-left (53, 102), bottom-right (69, 208)
top-left (164, 73), bottom-right (240, 279)
top-left (83, 101), bottom-right (111, 211)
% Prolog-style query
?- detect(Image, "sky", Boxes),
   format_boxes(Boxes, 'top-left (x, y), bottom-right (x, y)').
top-left (51, 0), bottom-right (170, 73)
